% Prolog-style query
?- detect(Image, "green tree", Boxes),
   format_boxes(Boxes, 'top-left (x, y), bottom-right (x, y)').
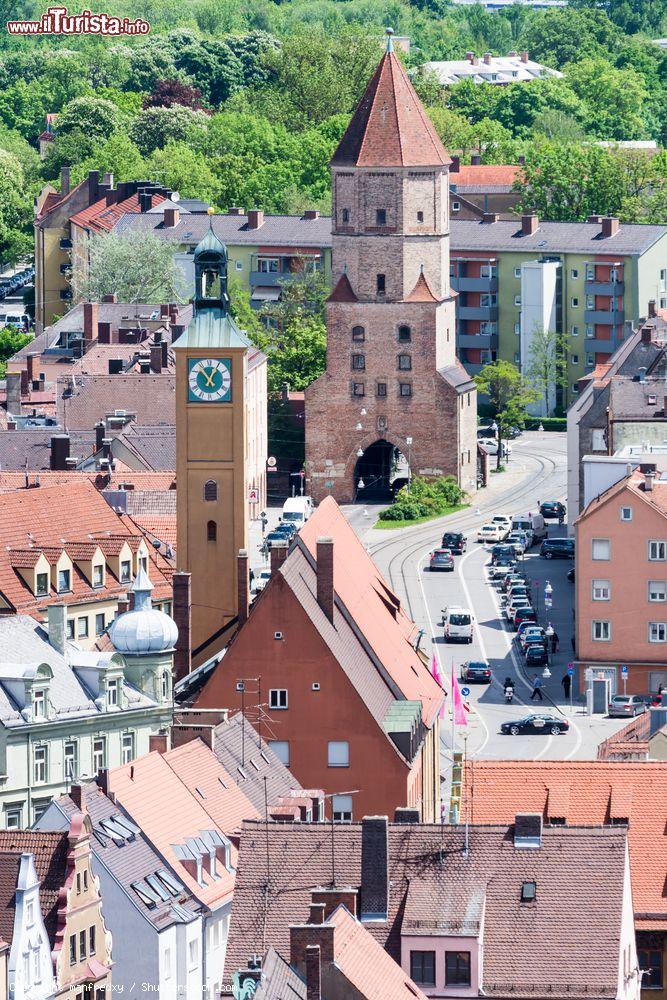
top-left (522, 326), bottom-right (570, 416)
top-left (517, 8), bottom-right (619, 67)
top-left (71, 131), bottom-right (146, 186)
top-left (72, 230), bottom-right (186, 305)
top-left (128, 105), bottom-right (209, 156)
top-left (565, 58), bottom-right (649, 139)
top-left (474, 360), bottom-right (538, 469)
top-left (147, 141), bottom-right (220, 202)
top-left (0, 148), bottom-right (32, 263)
top-left (55, 96), bottom-right (124, 143)
top-left (0, 326), bottom-right (31, 379)
top-left (514, 142), bottom-right (626, 220)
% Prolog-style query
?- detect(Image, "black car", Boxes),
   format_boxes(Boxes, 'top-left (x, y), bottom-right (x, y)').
top-left (540, 500), bottom-right (566, 520)
top-left (460, 661), bottom-right (491, 683)
top-left (275, 521), bottom-right (297, 539)
top-left (540, 538), bottom-right (575, 560)
top-left (442, 531), bottom-right (466, 554)
top-left (490, 543), bottom-right (517, 565)
top-left (501, 714), bottom-right (569, 736)
top-left (264, 530), bottom-right (288, 550)
top-left (525, 644), bottom-right (549, 666)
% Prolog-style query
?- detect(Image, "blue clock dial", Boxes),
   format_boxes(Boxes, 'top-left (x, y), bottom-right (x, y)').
top-left (188, 358), bottom-right (232, 403)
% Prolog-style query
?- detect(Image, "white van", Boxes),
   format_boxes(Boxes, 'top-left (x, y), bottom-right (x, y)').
top-left (511, 512), bottom-right (546, 544)
top-left (442, 606), bottom-right (474, 643)
top-left (281, 496), bottom-right (315, 525)
top-left (0, 311), bottom-right (28, 328)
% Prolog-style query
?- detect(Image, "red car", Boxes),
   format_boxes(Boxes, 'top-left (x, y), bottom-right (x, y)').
top-left (512, 606), bottom-right (537, 629)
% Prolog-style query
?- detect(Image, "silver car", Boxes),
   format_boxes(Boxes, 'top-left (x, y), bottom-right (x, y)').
top-left (608, 695), bottom-right (646, 718)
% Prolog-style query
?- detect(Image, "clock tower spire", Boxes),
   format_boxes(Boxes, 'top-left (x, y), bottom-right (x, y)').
top-left (174, 220), bottom-right (255, 665)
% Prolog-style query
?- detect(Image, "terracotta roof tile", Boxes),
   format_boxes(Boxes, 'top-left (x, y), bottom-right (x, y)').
top-left (331, 50), bottom-right (450, 168)
top-left (0, 853), bottom-right (21, 946)
top-left (0, 830), bottom-right (69, 947)
top-left (70, 193), bottom-right (166, 235)
top-left (405, 271), bottom-right (438, 302)
top-left (328, 273), bottom-right (358, 303)
top-left (452, 164), bottom-right (521, 191)
top-left (462, 760), bottom-right (667, 926)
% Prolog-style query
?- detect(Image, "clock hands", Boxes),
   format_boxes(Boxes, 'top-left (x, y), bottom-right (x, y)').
top-left (201, 366), bottom-right (217, 388)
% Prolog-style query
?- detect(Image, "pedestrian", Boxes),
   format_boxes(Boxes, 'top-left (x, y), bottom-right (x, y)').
top-left (530, 674), bottom-right (543, 701)
top-left (551, 630), bottom-right (559, 654)
top-left (561, 673), bottom-right (571, 699)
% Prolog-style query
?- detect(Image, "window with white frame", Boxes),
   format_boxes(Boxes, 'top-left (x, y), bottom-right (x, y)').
top-left (592, 580), bottom-right (610, 601)
top-left (5, 805), bottom-right (21, 828)
top-left (514, 267), bottom-right (521, 278)
top-left (93, 564), bottom-right (104, 587)
top-left (120, 559), bottom-right (131, 583)
top-left (571, 269), bottom-right (579, 280)
top-left (164, 947), bottom-right (171, 979)
top-left (514, 322), bottom-right (520, 334)
top-left (34, 745), bottom-right (47, 784)
top-left (188, 939), bottom-right (198, 970)
top-left (64, 741), bottom-right (77, 781)
top-left (66, 619), bottom-right (75, 640)
top-left (121, 732), bottom-right (135, 765)
top-left (328, 741), bottom-right (349, 767)
top-left (33, 689), bottom-right (46, 719)
top-left (649, 622), bottom-right (667, 643)
top-left (571, 325), bottom-right (579, 337)
top-left (107, 678), bottom-right (119, 708)
top-left (620, 506), bottom-right (632, 521)
top-left (571, 297), bottom-right (579, 308)
top-left (138, 555), bottom-right (148, 573)
top-left (36, 572), bottom-right (48, 596)
top-left (332, 794), bottom-right (353, 822)
top-left (592, 538), bottom-right (610, 560)
top-left (162, 671), bottom-right (169, 700)
top-left (452, 201), bottom-right (461, 212)
top-left (258, 257), bottom-right (279, 273)
top-left (649, 540), bottom-right (667, 561)
top-left (514, 295), bottom-right (521, 306)
top-left (571, 355), bottom-right (579, 365)
top-left (26, 900), bottom-right (34, 925)
top-left (269, 689), bottom-right (288, 710)
top-left (93, 738), bottom-right (106, 773)
top-left (95, 613), bottom-right (105, 636)
top-left (23, 953), bottom-right (30, 984)
top-left (77, 616), bottom-right (89, 639)
top-left (592, 620), bottom-right (611, 641)
top-left (268, 740), bottom-right (289, 766)
top-left (58, 568), bottom-right (71, 593)
top-left (649, 581), bottom-right (667, 602)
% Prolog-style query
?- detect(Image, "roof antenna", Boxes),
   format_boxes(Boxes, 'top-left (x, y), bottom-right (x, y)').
top-left (385, 27), bottom-right (394, 53)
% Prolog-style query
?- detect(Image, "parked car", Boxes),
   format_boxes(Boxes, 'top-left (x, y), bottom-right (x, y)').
top-left (540, 500), bottom-right (566, 520)
top-left (490, 543), bottom-right (517, 565)
top-left (274, 521), bottom-right (297, 540)
top-left (519, 627), bottom-right (546, 651)
top-left (442, 531), bottom-right (466, 554)
top-left (525, 644), bottom-right (549, 667)
top-left (479, 437), bottom-right (512, 458)
top-left (540, 538), bottom-right (575, 560)
top-left (442, 606), bottom-right (474, 643)
top-left (488, 558), bottom-right (515, 580)
top-left (608, 695), bottom-right (647, 718)
top-left (502, 572), bottom-right (526, 592)
top-left (429, 548), bottom-right (455, 572)
top-left (460, 661), bottom-right (491, 683)
top-left (477, 523), bottom-right (504, 544)
top-left (511, 606), bottom-right (537, 629)
top-left (252, 568), bottom-right (272, 594)
top-left (506, 598), bottom-right (531, 620)
top-left (264, 530), bottom-right (288, 550)
top-left (490, 515), bottom-right (512, 538)
top-left (507, 531), bottom-right (529, 555)
top-left (501, 714), bottom-right (569, 736)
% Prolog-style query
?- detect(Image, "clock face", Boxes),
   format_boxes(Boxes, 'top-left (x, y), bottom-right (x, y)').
top-left (188, 357), bottom-right (232, 403)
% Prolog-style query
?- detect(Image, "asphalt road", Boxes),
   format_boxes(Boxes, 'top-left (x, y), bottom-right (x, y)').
top-left (344, 432), bottom-right (629, 769)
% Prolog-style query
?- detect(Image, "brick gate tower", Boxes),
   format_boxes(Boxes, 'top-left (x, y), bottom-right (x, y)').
top-left (305, 32), bottom-right (477, 503)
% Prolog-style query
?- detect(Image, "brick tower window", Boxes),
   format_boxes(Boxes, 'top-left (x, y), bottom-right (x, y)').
top-left (352, 383), bottom-right (365, 397)
top-left (351, 354), bottom-right (365, 370)
top-left (376, 209), bottom-right (387, 226)
top-left (398, 325), bottom-right (411, 342)
top-left (342, 208), bottom-right (350, 223)
top-left (376, 383), bottom-right (387, 397)
top-left (207, 520), bottom-right (217, 541)
top-left (417, 211), bottom-right (424, 222)
top-left (352, 326), bottom-right (365, 342)
top-left (399, 383), bottom-right (412, 397)
top-left (398, 354), bottom-right (412, 371)
top-left (203, 479), bottom-right (218, 501)
top-left (376, 274), bottom-right (386, 294)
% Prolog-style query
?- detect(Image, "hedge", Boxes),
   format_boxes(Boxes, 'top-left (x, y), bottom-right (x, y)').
top-left (524, 417), bottom-right (567, 431)
top-left (378, 476), bottom-right (465, 522)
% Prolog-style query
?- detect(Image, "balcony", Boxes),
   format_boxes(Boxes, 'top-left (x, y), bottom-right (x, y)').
top-left (585, 280), bottom-right (624, 296)
top-left (458, 305), bottom-right (499, 322)
top-left (458, 333), bottom-right (499, 350)
top-left (451, 276), bottom-right (498, 293)
top-left (462, 362), bottom-right (485, 375)
top-left (584, 309), bottom-right (624, 326)
top-left (249, 270), bottom-right (285, 287)
top-left (584, 337), bottom-right (617, 354)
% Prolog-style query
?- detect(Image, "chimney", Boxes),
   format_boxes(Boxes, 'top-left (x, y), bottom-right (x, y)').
top-left (102, 438), bottom-right (112, 459)
top-left (50, 434), bottom-right (70, 471)
top-left (360, 816), bottom-right (388, 920)
top-left (97, 769), bottom-right (110, 798)
top-left (149, 732), bottom-right (169, 755)
top-left (7, 419), bottom-right (16, 431)
top-left (465, 51), bottom-right (474, 62)
top-left (520, 50), bottom-right (529, 62)
top-left (97, 321), bottom-right (111, 344)
top-left (60, 166), bottom-right (71, 196)
top-left (508, 50), bottom-right (517, 57)
top-left (5, 372), bottom-right (20, 415)
top-left (482, 212), bottom-right (499, 224)
top-left (237, 549), bottom-right (249, 626)
top-left (163, 207), bottom-right (180, 228)
top-left (102, 293), bottom-right (117, 303)
top-left (150, 344), bottom-right (163, 374)
top-left (161, 340), bottom-right (169, 369)
top-left (20, 369), bottom-right (29, 397)
top-left (83, 301), bottom-right (98, 351)
top-left (173, 572), bottom-right (192, 682)
top-left (648, 300), bottom-right (657, 319)
top-left (450, 154), bottom-right (460, 173)
top-left (483, 51), bottom-right (492, 64)
top-left (309, 902), bottom-right (326, 925)
top-left (522, 214), bottom-right (538, 235)
top-left (70, 784), bottom-right (83, 809)
top-left (227, 207), bottom-right (244, 215)
top-left (139, 192), bottom-right (153, 213)
top-left (394, 806), bottom-right (420, 823)
top-left (270, 540), bottom-right (289, 577)
top-left (247, 209), bottom-right (264, 230)
top-left (601, 216), bottom-right (619, 238)
top-left (289, 923), bottom-right (334, 968)
top-left (316, 537), bottom-right (334, 623)
top-left (105, 189), bottom-right (118, 207)
top-left (95, 421), bottom-right (105, 452)
top-left (640, 324), bottom-right (654, 345)
top-left (311, 887), bottom-right (358, 919)
top-left (116, 596), bottom-right (130, 617)
top-left (305, 945), bottom-right (321, 1000)
top-left (587, 215), bottom-right (602, 224)
top-left (47, 604), bottom-right (67, 654)
top-left (471, 153), bottom-right (482, 166)
top-left (26, 352), bottom-right (40, 386)
top-left (644, 470), bottom-right (655, 492)
top-left (303, 210), bottom-right (320, 220)
top-left (88, 170), bottom-right (100, 205)
top-left (103, 171), bottom-right (113, 187)
top-left (170, 323), bottom-right (185, 343)
top-left (139, 359), bottom-right (151, 374)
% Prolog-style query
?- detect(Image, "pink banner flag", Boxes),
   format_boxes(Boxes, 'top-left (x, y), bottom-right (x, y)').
top-left (431, 653), bottom-right (446, 719)
top-left (451, 662), bottom-right (468, 727)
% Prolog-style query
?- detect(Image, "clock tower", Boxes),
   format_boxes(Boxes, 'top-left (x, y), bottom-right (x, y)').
top-left (174, 223), bottom-right (253, 663)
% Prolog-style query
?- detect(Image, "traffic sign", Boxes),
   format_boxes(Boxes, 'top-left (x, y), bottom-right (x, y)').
top-left (267, 456), bottom-right (277, 468)
top-left (621, 664), bottom-right (628, 677)
top-left (248, 487), bottom-right (259, 503)
top-left (567, 666), bottom-right (574, 677)
top-left (461, 686), bottom-right (470, 697)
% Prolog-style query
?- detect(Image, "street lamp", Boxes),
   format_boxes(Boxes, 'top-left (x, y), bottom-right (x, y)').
top-left (544, 622), bottom-right (554, 678)
top-left (490, 420), bottom-right (501, 471)
top-left (406, 436), bottom-right (413, 492)
top-left (356, 447), bottom-right (363, 458)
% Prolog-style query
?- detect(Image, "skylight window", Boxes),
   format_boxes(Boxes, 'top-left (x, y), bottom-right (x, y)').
top-left (156, 869), bottom-right (184, 897)
top-left (131, 881), bottom-right (160, 908)
top-left (521, 881), bottom-right (537, 902)
top-left (146, 874), bottom-right (171, 901)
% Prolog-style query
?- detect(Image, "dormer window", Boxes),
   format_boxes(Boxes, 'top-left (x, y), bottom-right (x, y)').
top-left (445, 951), bottom-right (471, 987)
top-left (120, 559), bottom-right (131, 583)
top-left (36, 572), bottom-right (48, 596)
top-left (138, 555), bottom-right (148, 574)
top-left (33, 689), bottom-right (46, 720)
top-left (57, 568), bottom-right (71, 593)
top-left (93, 564), bottom-right (104, 588)
top-left (107, 679), bottom-right (119, 708)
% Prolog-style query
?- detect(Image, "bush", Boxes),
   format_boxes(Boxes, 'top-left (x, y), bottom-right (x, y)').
top-left (524, 417), bottom-right (567, 431)
top-left (379, 476), bottom-right (465, 522)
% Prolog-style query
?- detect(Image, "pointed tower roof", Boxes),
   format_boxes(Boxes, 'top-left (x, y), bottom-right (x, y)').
top-left (195, 225), bottom-right (228, 258)
top-left (405, 271), bottom-right (439, 302)
top-left (331, 39), bottom-right (451, 169)
top-left (327, 272), bottom-right (358, 303)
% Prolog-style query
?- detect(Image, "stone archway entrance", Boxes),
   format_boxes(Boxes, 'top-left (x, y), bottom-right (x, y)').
top-left (354, 439), bottom-right (410, 502)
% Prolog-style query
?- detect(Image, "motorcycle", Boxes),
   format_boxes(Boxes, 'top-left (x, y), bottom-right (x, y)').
top-left (504, 685), bottom-right (514, 704)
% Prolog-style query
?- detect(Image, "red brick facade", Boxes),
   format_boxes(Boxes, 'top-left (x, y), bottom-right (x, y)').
top-left (305, 51), bottom-right (477, 503)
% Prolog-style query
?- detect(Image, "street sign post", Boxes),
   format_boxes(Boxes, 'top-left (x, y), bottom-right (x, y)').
top-left (461, 686), bottom-right (470, 698)
top-left (567, 661), bottom-right (574, 710)
top-left (621, 663), bottom-right (628, 695)
top-left (248, 487), bottom-right (259, 504)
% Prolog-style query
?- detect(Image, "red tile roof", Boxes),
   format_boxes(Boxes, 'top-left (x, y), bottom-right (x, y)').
top-left (405, 271), bottom-right (438, 302)
top-left (70, 193), bottom-right (166, 235)
top-left (462, 760), bottom-right (667, 928)
top-left (331, 50), bottom-right (450, 168)
top-left (0, 830), bottom-right (69, 947)
top-left (453, 164), bottom-right (521, 191)
top-left (328, 273), bottom-right (358, 303)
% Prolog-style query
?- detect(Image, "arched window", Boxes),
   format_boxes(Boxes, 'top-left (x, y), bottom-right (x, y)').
top-left (398, 325), bottom-right (411, 343)
top-left (162, 671), bottom-right (170, 700)
top-left (207, 520), bottom-right (217, 542)
top-left (204, 480), bottom-right (218, 502)
top-left (352, 326), bottom-right (365, 343)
